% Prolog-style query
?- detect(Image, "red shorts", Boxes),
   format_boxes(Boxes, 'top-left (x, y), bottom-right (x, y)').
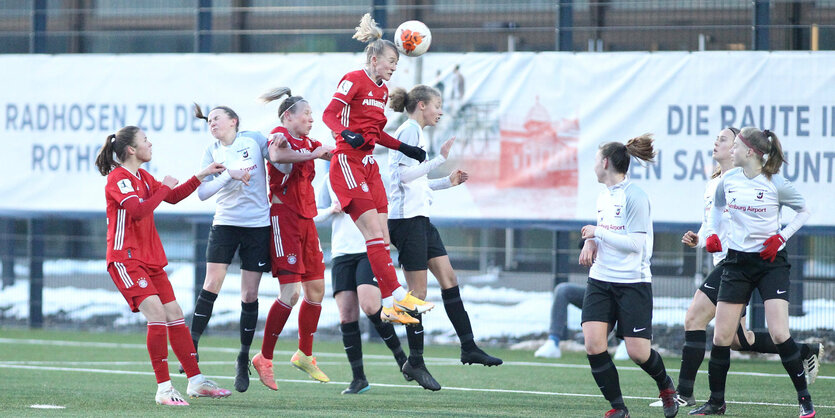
top-left (329, 152), bottom-right (388, 214)
top-left (270, 204), bottom-right (325, 283)
top-left (107, 261), bottom-right (175, 312)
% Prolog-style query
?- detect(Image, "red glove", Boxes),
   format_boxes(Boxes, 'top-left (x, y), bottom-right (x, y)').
top-left (760, 234), bottom-right (786, 262)
top-left (705, 234), bottom-right (722, 253)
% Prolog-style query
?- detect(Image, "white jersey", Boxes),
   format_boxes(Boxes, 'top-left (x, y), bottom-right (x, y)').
top-left (388, 119), bottom-right (438, 219)
top-left (314, 179), bottom-right (366, 257)
top-left (200, 131), bottom-right (270, 228)
top-left (589, 179), bottom-right (653, 283)
top-left (697, 175), bottom-right (729, 266)
top-left (712, 168), bottom-right (805, 253)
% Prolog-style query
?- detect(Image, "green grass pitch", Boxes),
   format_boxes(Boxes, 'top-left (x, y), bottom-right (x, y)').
top-left (0, 328), bottom-right (831, 417)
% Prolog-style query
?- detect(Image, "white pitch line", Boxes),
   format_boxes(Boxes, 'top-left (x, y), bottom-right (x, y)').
top-left (1, 337), bottom-right (832, 382)
top-left (0, 363), bottom-right (831, 410)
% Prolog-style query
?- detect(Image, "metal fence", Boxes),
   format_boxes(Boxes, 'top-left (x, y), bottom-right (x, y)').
top-left (2, 1), bottom-right (835, 54)
top-left (1, 217), bottom-right (834, 338)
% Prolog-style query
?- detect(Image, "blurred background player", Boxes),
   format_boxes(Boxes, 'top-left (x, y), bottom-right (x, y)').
top-left (579, 135), bottom-right (678, 418)
top-left (321, 13), bottom-right (433, 325)
top-left (315, 178), bottom-right (412, 395)
top-left (95, 126), bottom-right (232, 405)
top-left (248, 88), bottom-right (334, 390)
top-left (691, 128), bottom-right (815, 417)
top-left (387, 84), bottom-right (502, 391)
top-left (674, 127), bottom-right (822, 408)
top-left (186, 104), bottom-right (271, 393)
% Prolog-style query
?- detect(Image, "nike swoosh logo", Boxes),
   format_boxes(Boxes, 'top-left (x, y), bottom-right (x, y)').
top-left (345, 134), bottom-right (356, 140)
top-left (633, 327), bottom-right (646, 333)
top-left (344, 346), bottom-right (353, 350)
top-left (414, 330), bottom-right (424, 334)
top-left (704, 284), bottom-right (715, 289)
top-left (777, 289), bottom-right (787, 294)
top-left (383, 335), bottom-right (393, 340)
top-left (797, 371), bottom-right (805, 377)
top-left (194, 313), bottom-right (207, 317)
top-left (244, 328), bottom-right (255, 332)
top-left (258, 262), bottom-right (267, 267)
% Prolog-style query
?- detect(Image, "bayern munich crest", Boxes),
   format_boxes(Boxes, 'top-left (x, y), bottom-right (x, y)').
top-left (360, 182), bottom-right (369, 192)
top-left (138, 278), bottom-right (148, 288)
top-left (288, 254), bottom-right (297, 265)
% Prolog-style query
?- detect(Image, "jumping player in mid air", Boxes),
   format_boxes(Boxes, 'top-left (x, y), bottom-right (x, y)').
top-left (248, 87), bottom-right (334, 390)
top-left (321, 13), bottom-right (433, 325)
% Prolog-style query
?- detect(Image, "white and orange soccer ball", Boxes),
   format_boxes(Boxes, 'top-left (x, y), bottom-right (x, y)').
top-left (394, 20), bottom-right (431, 57)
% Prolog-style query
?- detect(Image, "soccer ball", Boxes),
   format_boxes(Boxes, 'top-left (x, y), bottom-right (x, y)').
top-left (394, 20), bottom-right (431, 57)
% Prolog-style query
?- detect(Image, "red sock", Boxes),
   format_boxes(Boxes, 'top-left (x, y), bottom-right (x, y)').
top-left (261, 299), bottom-right (293, 360)
top-left (167, 318), bottom-right (200, 378)
top-left (147, 322), bottom-right (169, 384)
top-left (366, 239), bottom-right (398, 298)
top-left (298, 298), bottom-right (322, 356)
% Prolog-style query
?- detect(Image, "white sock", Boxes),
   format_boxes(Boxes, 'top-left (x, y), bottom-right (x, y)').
top-left (392, 287), bottom-right (407, 301)
top-left (157, 380), bottom-right (172, 392)
top-left (187, 374), bottom-right (205, 385)
top-left (382, 296), bottom-right (394, 308)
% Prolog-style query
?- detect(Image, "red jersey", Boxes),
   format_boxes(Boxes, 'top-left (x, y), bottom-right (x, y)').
top-left (268, 126), bottom-right (322, 219)
top-left (330, 69), bottom-right (390, 156)
top-left (105, 167), bottom-right (169, 267)
top-left (104, 166), bottom-right (200, 267)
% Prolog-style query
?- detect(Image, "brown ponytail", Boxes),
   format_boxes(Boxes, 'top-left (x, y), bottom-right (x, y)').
top-left (95, 126), bottom-right (140, 176)
top-left (599, 133), bottom-right (656, 175)
top-left (738, 127), bottom-right (785, 179)
top-left (761, 129), bottom-right (785, 179)
top-left (389, 84), bottom-right (441, 114)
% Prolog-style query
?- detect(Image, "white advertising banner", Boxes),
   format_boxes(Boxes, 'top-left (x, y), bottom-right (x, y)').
top-left (1, 52), bottom-right (832, 225)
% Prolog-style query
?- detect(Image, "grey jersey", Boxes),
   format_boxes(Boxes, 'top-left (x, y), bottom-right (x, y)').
top-left (200, 131), bottom-right (270, 227)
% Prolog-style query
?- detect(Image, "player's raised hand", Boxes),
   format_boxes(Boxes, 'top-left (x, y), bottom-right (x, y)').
top-left (228, 168), bottom-right (251, 186)
top-left (162, 175), bottom-right (179, 189)
top-left (682, 230), bottom-right (699, 248)
top-left (268, 132), bottom-right (289, 148)
top-left (312, 145), bottom-right (335, 160)
top-left (440, 136), bottom-right (456, 159)
top-left (197, 162), bottom-right (226, 181)
top-left (449, 169), bottom-right (468, 186)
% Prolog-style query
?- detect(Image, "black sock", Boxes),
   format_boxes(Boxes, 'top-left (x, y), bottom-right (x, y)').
top-left (340, 321), bottom-right (365, 381)
top-left (406, 313), bottom-right (424, 367)
top-left (678, 330), bottom-right (706, 398)
top-left (707, 345), bottom-right (730, 404)
top-left (367, 307), bottom-right (407, 365)
top-left (640, 349), bottom-right (670, 390)
top-left (588, 351), bottom-right (626, 411)
top-left (776, 337), bottom-right (808, 394)
top-left (750, 331), bottom-right (778, 354)
top-left (735, 325), bottom-right (752, 351)
top-left (441, 286), bottom-right (477, 352)
top-left (190, 289), bottom-right (218, 346)
top-left (240, 300), bottom-right (258, 355)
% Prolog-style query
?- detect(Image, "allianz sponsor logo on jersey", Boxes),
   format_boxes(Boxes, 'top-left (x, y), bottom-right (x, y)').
top-left (362, 95), bottom-right (386, 110)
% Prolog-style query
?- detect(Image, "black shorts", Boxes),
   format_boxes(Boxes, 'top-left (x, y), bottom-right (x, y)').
top-left (331, 253), bottom-right (377, 296)
top-left (388, 216), bottom-right (447, 271)
top-left (581, 277), bottom-right (653, 340)
top-left (206, 225), bottom-right (271, 273)
top-left (718, 248), bottom-right (791, 304)
top-left (698, 259), bottom-right (726, 305)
